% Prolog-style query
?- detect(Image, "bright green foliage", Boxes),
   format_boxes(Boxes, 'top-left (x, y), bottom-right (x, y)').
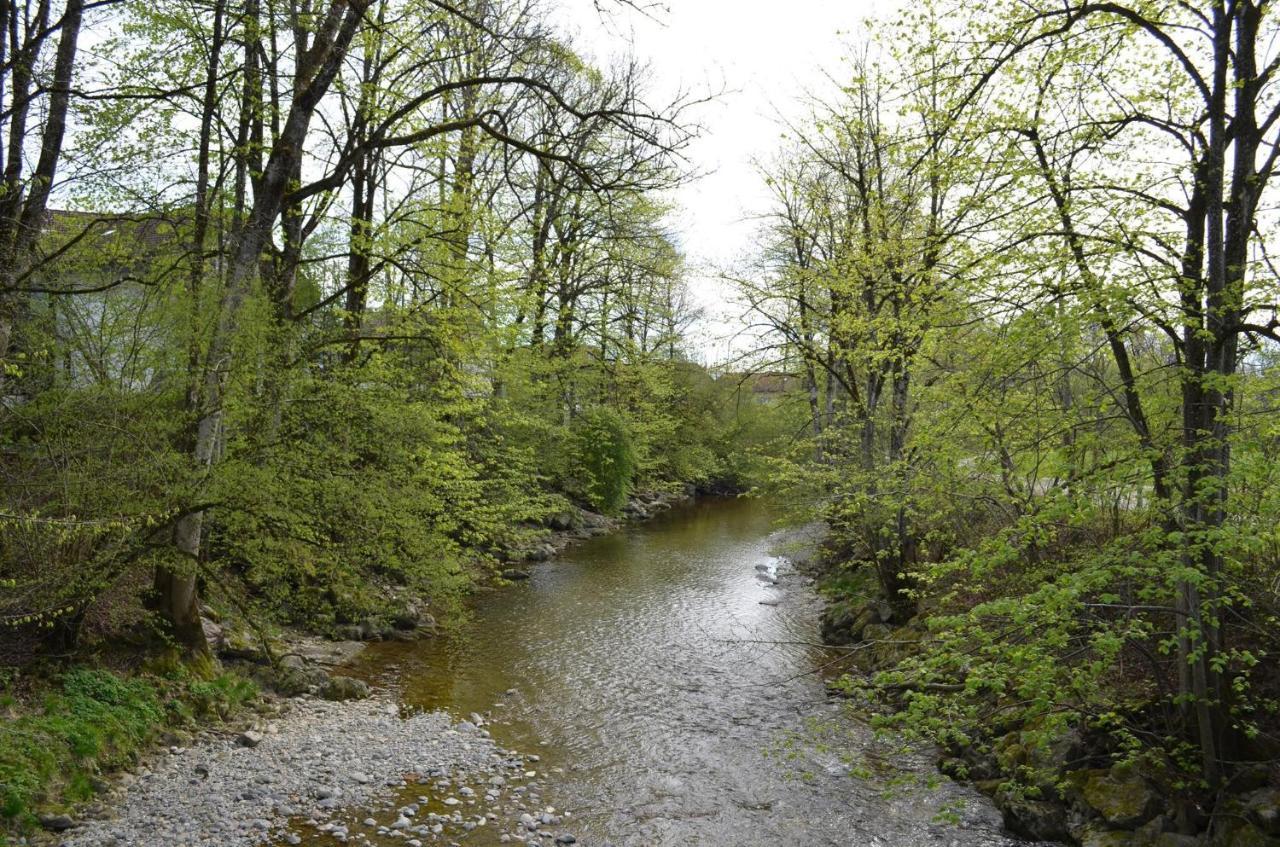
top-left (740, 0), bottom-right (1280, 810)
top-left (569, 406), bottom-right (636, 515)
top-left (0, 0), bottom-right (730, 655)
top-left (0, 666), bottom-right (257, 830)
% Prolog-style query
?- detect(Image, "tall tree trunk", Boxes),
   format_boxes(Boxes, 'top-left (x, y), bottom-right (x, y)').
top-left (161, 0), bottom-right (371, 654)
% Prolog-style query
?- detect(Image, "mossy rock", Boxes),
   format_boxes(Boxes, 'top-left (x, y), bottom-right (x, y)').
top-left (1211, 818), bottom-right (1280, 847)
top-left (1078, 825), bottom-right (1136, 847)
top-left (1243, 788), bottom-right (1280, 836)
top-left (1072, 766), bottom-right (1159, 829)
top-left (994, 785), bottom-right (1071, 841)
top-left (865, 624), bottom-right (923, 668)
top-left (321, 675), bottom-right (371, 701)
top-left (820, 601), bottom-right (877, 646)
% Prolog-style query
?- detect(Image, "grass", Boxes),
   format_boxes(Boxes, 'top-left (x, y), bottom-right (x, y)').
top-left (0, 664), bottom-right (258, 837)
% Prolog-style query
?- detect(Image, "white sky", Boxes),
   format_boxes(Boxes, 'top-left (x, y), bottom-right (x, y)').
top-left (551, 0), bottom-right (897, 362)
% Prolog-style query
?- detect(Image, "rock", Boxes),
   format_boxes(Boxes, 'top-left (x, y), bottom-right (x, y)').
top-left (996, 789), bottom-right (1071, 842)
top-left (548, 512), bottom-right (576, 531)
top-left (501, 569), bottom-right (531, 581)
top-left (322, 675), bottom-right (371, 701)
top-left (1212, 818), bottom-right (1278, 847)
top-left (392, 606), bottom-right (422, 630)
top-left (200, 617), bottom-right (226, 650)
top-left (1075, 766), bottom-right (1160, 829)
top-left (820, 603), bottom-right (868, 646)
top-left (1244, 788), bottom-right (1280, 835)
top-left (996, 718), bottom-right (1086, 781)
top-left (1078, 825), bottom-right (1135, 847)
top-left (334, 624), bottom-right (366, 641)
top-left (280, 654), bottom-right (308, 671)
top-left (1154, 835), bottom-right (1201, 847)
top-left (579, 510), bottom-right (611, 529)
top-left (555, 835), bottom-right (577, 844)
top-left (270, 665), bottom-right (328, 696)
top-left (861, 622), bottom-right (893, 642)
top-left (524, 544), bottom-right (556, 562)
top-left (237, 730), bottom-right (265, 748)
top-left (38, 813), bottom-right (74, 832)
top-left (160, 729), bottom-right (193, 747)
top-left (391, 815), bottom-right (412, 830)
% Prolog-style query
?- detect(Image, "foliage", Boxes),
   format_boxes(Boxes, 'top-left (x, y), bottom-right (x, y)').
top-left (0, 666), bottom-right (255, 832)
top-left (735, 0), bottom-right (1280, 814)
top-left (569, 406), bottom-right (636, 515)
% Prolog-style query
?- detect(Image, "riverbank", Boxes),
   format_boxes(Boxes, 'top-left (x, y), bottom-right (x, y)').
top-left (2, 489), bottom-right (696, 845)
top-left (806, 535), bottom-right (1280, 847)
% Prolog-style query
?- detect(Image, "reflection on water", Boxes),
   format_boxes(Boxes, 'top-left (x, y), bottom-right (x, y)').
top-left (351, 497), bottom-right (1024, 846)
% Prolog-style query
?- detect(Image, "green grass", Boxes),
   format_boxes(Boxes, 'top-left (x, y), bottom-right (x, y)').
top-left (0, 665), bottom-right (258, 835)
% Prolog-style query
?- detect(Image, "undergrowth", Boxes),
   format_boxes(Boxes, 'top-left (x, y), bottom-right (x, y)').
top-left (0, 665), bottom-right (258, 838)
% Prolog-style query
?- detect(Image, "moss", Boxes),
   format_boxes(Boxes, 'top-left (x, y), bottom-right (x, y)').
top-left (1071, 766), bottom-right (1158, 829)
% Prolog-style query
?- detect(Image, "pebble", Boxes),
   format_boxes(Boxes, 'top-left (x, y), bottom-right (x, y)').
top-left (62, 698), bottom-right (506, 847)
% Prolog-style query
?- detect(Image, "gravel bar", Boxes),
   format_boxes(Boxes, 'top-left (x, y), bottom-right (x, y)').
top-left (60, 697), bottom-right (516, 847)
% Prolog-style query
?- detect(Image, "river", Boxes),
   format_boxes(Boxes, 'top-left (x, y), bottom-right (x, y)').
top-left (339, 496), bottom-right (1032, 846)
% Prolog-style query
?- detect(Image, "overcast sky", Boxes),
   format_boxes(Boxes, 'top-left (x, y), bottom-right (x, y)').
top-left (549, 0), bottom-right (891, 362)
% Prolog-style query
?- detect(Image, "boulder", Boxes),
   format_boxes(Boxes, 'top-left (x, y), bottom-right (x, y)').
top-left (280, 654), bottom-right (307, 672)
top-left (819, 603), bottom-right (864, 646)
top-left (1153, 835), bottom-right (1201, 847)
top-left (334, 623), bottom-right (366, 642)
top-left (200, 617), bottom-right (226, 651)
top-left (321, 675), bottom-right (371, 701)
top-left (578, 510), bottom-right (611, 530)
top-left (501, 569), bottom-right (531, 581)
top-left (269, 666), bottom-right (325, 697)
top-left (861, 623), bottom-right (893, 642)
top-left (548, 512), bottom-right (576, 531)
top-left (996, 789), bottom-right (1071, 841)
top-left (1074, 766), bottom-right (1160, 829)
top-left (38, 814), bottom-right (74, 832)
top-left (1244, 788), bottom-right (1280, 836)
top-left (392, 606), bottom-right (421, 631)
top-left (1211, 819), bottom-right (1279, 847)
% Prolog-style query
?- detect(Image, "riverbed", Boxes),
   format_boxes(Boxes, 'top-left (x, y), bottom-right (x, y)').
top-left (325, 496), bottom-right (1035, 847)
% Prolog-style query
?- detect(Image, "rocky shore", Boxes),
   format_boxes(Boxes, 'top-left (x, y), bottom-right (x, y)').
top-left (54, 692), bottom-right (586, 847)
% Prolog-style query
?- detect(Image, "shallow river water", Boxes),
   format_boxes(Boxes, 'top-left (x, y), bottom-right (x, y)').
top-left (340, 497), bottom-right (1035, 847)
